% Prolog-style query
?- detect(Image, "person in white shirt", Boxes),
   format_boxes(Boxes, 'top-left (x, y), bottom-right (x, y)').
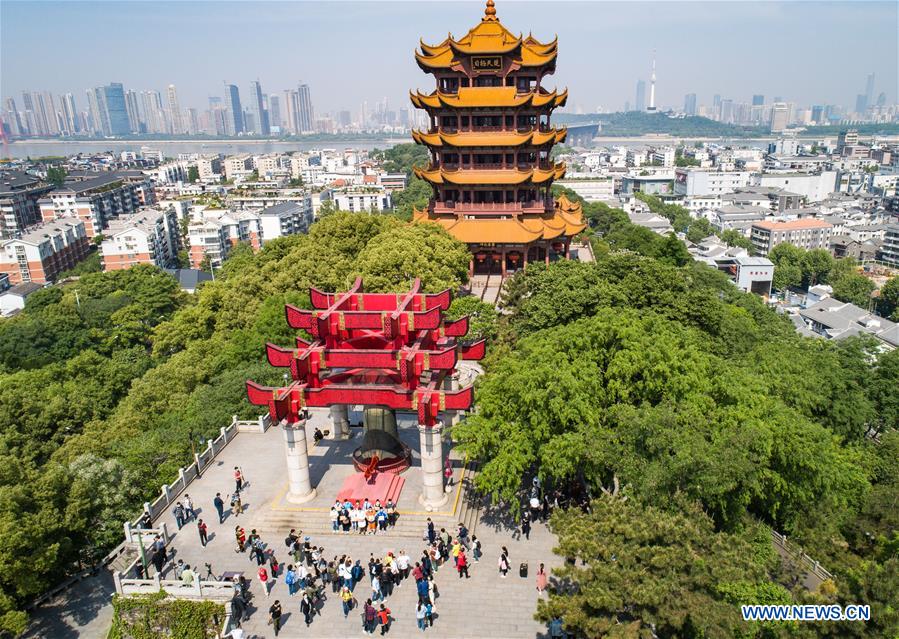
top-left (396, 551), bottom-right (411, 580)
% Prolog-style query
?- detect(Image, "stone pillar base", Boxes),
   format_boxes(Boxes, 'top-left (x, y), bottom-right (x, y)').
top-left (283, 420), bottom-right (316, 503)
top-left (418, 423), bottom-right (449, 510)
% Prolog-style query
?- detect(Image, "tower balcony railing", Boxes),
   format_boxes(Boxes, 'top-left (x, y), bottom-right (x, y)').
top-left (433, 161), bottom-right (555, 171)
top-left (431, 199), bottom-right (553, 215)
top-left (426, 124), bottom-right (555, 135)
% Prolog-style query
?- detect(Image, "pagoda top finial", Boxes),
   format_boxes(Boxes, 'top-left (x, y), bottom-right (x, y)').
top-left (483, 0), bottom-right (497, 21)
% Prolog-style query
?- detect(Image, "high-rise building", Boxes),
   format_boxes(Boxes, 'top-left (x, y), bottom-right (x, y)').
top-left (4, 98), bottom-right (23, 136)
top-left (811, 105), bottom-right (824, 125)
top-left (684, 93), bottom-right (697, 116)
top-left (166, 85), bottom-right (184, 135)
top-left (38, 92), bottom-right (59, 136)
top-left (246, 81), bottom-right (269, 135)
top-left (124, 90), bottom-right (141, 133)
top-left (104, 83), bottom-right (131, 135)
top-left (61, 93), bottom-right (79, 135)
top-left (864, 73), bottom-right (875, 108)
top-left (268, 95), bottom-right (282, 131)
top-left (770, 102), bottom-right (789, 133)
top-left (752, 94), bottom-right (765, 106)
top-left (223, 83), bottom-right (244, 135)
top-left (86, 89), bottom-right (104, 135)
top-left (635, 80), bottom-right (646, 112)
top-left (855, 94), bottom-right (867, 115)
top-left (297, 84), bottom-right (314, 133)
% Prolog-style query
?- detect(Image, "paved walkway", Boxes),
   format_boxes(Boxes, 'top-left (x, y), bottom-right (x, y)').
top-left (29, 410), bottom-right (560, 638)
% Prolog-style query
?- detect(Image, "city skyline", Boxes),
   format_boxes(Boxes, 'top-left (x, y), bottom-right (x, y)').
top-left (2, 1), bottom-right (897, 117)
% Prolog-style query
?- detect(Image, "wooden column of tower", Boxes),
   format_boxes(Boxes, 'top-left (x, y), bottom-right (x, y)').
top-left (410, 0), bottom-right (587, 277)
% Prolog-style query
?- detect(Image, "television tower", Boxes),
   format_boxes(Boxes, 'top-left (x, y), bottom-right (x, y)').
top-left (647, 50), bottom-right (657, 111)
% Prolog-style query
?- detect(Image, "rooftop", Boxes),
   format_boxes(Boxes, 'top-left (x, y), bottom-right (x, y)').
top-left (799, 298), bottom-right (898, 347)
top-left (7, 219), bottom-right (84, 245)
top-left (0, 171), bottom-right (42, 193)
top-left (52, 173), bottom-right (123, 195)
top-left (260, 201), bottom-right (306, 217)
top-left (753, 218), bottom-right (832, 231)
top-left (6, 282), bottom-right (43, 297)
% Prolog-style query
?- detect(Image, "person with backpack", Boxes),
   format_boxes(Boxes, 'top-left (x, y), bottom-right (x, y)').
top-left (362, 599), bottom-right (377, 635)
top-left (269, 555), bottom-right (280, 579)
top-left (351, 560), bottom-right (364, 590)
top-left (472, 536), bottom-right (482, 562)
top-left (416, 576), bottom-right (429, 604)
top-left (284, 565), bottom-right (296, 595)
top-left (172, 502), bottom-right (185, 530)
top-left (424, 600), bottom-right (434, 628)
top-left (376, 604), bottom-right (392, 635)
top-left (231, 492), bottom-right (242, 517)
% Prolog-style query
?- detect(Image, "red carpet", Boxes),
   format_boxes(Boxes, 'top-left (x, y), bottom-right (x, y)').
top-left (336, 471), bottom-right (405, 505)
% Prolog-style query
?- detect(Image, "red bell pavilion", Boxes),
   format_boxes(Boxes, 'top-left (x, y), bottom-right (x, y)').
top-left (410, 0), bottom-right (587, 277)
top-left (246, 278), bottom-right (485, 508)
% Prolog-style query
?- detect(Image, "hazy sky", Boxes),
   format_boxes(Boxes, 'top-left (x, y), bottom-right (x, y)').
top-left (2, 0), bottom-right (896, 115)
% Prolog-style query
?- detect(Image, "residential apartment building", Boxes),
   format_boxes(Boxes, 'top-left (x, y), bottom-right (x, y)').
top-left (327, 187), bottom-right (392, 212)
top-left (100, 208), bottom-right (179, 271)
top-left (0, 219), bottom-right (90, 284)
top-left (258, 202), bottom-right (314, 244)
top-left (187, 219), bottom-right (231, 268)
top-left (750, 218), bottom-right (833, 255)
top-left (197, 156), bottom-right (223, 181)
top-left (757, 171), bottom-right (838, 203)
top-left (0, 171), bottom-right (54, 239)
top-left (878, 224), bottom-right (899, 267)
top-left (223, 156), bottom-right (254, 180)
top-left (674, 169), bottom-right (752, 196)
top-left (38, 173), bottom-right (150, 237)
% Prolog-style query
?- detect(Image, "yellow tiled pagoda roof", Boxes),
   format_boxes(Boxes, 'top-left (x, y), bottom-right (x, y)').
top-left (409, 87), bottom-right (568, 110)
top-left (414, 163), bottom-right (566, 185)
top-left (411, 128), bottom-right (566, 148)
top-left (415, 1), bottom-right (557, 70)
top-left (412, 195), bottom-right (586, 244)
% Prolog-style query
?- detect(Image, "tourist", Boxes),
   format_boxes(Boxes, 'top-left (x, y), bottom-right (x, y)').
top-left (536, 562), bottom-right (548, 592)
top-left (340, 585), bottom-right (354, 617)
top-left (424, 599), bottom-right (435, 627)
top-left (234, 466), bottom-right (244, 492)
top-left (420, 551), bottom-right (432, 579)
top-left (183, 494), bottom-right (195, 521)
top-left (270, 555), bottom-right (280, 579)
top-left (285, 565), bottom-right (296, 595)
top-left (548, 617), bottom-right (564, 639)
top-left (376, 506), bottom-right (388, 532)
top-left (411, 561), bottom-right (423, 582)
top-left (230, 492), bottom-right (242, 517)
top-left (197, 519), bottom-right (208, 547)
top-left (397, 550), bottom-right (411, 581)
top-left (416, 601), bottom-right (426, 631)
top-left (451, 540), bottom-right (461, 566)
top-left (181, 563), bottom-right (196, 585)
top-left (230, 595), bottom-right (246, 627)
top-left (284, 528), bottom-right (298, 551)
top-left (338, 559), bottom-right (352, 590)
top-left (542, 494), bottom-right (551, 522)
top-left (472, 536), bottom-right (482, 562)
top-left (522, 511), bottom-right (531, 540)
top-left (426, 518), bottom-right (436, 544)
top-left (366, 507), bottom-right (377, 534)
top-left (234, 526), bottom-right (246, 553)
top-left (330, 504), bottom-right (339, 532)
top-left (300, 592), bottom-right (314, 626)
top-left (377, 604), bottom-right (392, 635)
top-left (223, 627), bottom-right (245, 639)
top-left (444, 458), bottom-right (453, 487)
top-left (362, 599), bottom-right (377, 635)
top-left (213, 493), bottom-right (225, 524)
top-left (151, 547), bottom-right (165, 575)
top-left (172, 502), bottom-right (186, 530)
top-left (353, 506), bottom-right (365, 533)
top-left (371, 572), bottom-right (382, 602)
top-left (386, 500), bottom-right (396, 527)
top-left (457, 550), bottom-right (469, 579)
top-left (296, 563), bottom-right (309, 589)
top-left (457, 522), bottom-right (469, 548)
top-left (427, 577), bottom-right (437, 605)
top-left (258, 566), bottom-right (270, 597)
top-left (174, 559), bottom-right (185, 580)
top-left (416, 576), bottom-right (429, 604)
top-left (499, 547), bottom-right (510, 578)
top-left (313, 427), bottom-right (324, 443)
top-left (352, 559), bottom-right (365, 589)
top-left (268, 600), bottom-right (282, 636)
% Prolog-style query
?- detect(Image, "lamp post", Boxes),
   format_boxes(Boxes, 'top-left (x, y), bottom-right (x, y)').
top-left (135, 528), bottom-right (149, 579)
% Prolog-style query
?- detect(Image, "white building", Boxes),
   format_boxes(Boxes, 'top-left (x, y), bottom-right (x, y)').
top-left (555, 179), bottom-right (614, 201)
top-left (674, 169), bottom-right (752, 197)
top-left (651, 147), bottom-right (676, 168)
top-left (258, 201), bottom-right (314, 244)
top-left (328, 187), bottom-right (392, 212)
top-left (223, 156), bottom-right (254, 180)
top-left (197, 156), bottom-right (223, 181)
top-left (756, 171), bottom-right (838, 203)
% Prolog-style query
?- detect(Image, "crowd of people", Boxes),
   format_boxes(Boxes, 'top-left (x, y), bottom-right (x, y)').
top-left (329, 498), bottom-right (398, 534)
top-left (224, 519), bottom-right (481, 635)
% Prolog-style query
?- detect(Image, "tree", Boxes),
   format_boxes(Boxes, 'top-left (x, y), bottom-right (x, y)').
top-left (187, 165), bottom-right (199, 182)
top-left (446, 295), bottom-right (499, 342)
top-left (536, 497), bottom-right (779, 639)
top-left (686, 217), bottom-right (715, 244)
top-left (719, 228), bottom-right (754, 253)
top-left (801, 248), bottom-right (834, 286)
top-left (768, 243), bottom-right (806, 291)
top-left (354, 223), bottom-right (470, 292)
top-left (832, 273), bottom-right (876, 308)
top-left (876, 276), bottom-right (899, 320)
top-left (390, 176), bottom-right (432, 222)
top-left (46, 166), bottom-right (66, 187)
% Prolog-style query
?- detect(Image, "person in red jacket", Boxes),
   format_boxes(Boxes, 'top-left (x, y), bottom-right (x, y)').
top-left (457, 550), bottom-right (469, 579)
top-left (376, 604), bottom-right (392, 635)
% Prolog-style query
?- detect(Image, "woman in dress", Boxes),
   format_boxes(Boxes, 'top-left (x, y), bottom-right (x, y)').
top-left (535, 562), bottom-right (548, 592)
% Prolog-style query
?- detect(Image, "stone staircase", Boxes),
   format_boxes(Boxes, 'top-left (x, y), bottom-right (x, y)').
top-left (248, 462), bottom-right (484, 541)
